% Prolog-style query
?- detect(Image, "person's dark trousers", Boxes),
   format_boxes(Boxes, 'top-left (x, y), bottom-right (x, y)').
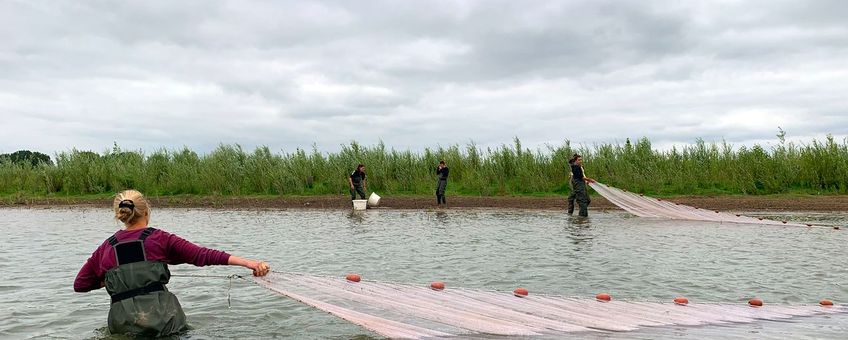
top-left (350, 184), bottom-right (366, 200)
top-left (436, 179), bottom-right (447, 204)
top-left (572, 180), bottom-right (591, 217)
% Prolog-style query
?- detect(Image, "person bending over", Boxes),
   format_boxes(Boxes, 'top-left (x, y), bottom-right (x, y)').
top-left (74, 190), bottom-right (269, 337)
top-left (349, 164), bottom-right (367, 200)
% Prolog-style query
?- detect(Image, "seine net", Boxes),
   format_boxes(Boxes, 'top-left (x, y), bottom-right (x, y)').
top-left (254, 272), bottom-right (843, 339)
top-left (589, 182), bottom-right (811, 227)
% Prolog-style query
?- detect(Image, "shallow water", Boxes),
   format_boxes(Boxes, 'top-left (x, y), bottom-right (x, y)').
top-left (0, 208), bottom-right (846, 339)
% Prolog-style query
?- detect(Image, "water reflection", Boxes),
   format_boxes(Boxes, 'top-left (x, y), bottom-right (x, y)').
top-left (346, 210), bottom-right (366, 225)
top-left (564, 216), bottom-right (594, 249)
top-left (434, 211), bottom-right (449, 224)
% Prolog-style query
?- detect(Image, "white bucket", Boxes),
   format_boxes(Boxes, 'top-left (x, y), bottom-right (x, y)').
top-left (367, 192), bottom-right (381, 207)
top-left (352, 199), bottom-right (367, 210)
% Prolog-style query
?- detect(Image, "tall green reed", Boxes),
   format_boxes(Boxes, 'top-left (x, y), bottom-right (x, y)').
top-left (1, 136), bottom-right (845, 197)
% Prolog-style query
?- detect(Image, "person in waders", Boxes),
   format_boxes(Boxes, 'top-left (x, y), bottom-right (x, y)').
top-left (349, 164), bottom-right (367, 200)
top-left (74, 190), bottom-right (270, 337)
top-left (567, 154), bottom-right (595, 216)
top-left (436, 161), bottom-right (449, 205)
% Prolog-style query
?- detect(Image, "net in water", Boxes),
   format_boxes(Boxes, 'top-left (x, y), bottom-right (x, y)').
top-left (255, 272), bottom-right (843, 339)
top-left (589, 181), bottom-right (810, 227)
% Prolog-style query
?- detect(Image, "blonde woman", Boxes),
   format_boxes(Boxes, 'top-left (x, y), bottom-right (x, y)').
top-left (74, 190), bottom-right (270, 337)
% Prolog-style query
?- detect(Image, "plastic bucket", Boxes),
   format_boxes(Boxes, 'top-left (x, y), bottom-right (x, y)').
top-left (352, 200), bottom-right (367, 210)
top-left (367, 192), bottom-right (381, 207)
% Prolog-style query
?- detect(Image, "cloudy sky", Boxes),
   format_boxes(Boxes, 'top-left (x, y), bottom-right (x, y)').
top-left (1, 0), bottom-right (846, 155)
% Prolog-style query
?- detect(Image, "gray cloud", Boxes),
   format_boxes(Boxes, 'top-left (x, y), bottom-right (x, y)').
top-left (1, 0), bottom-right (846, 156)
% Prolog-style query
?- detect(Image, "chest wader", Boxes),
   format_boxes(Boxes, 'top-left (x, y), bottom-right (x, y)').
top-left (104, 227), bottom-right (187, 337)
top-left (436, 178), bottom-right (447, 205)
top-left (567, 177), bottom-right (576, 215)
top-left (572, 180), bottom-right (591, 217)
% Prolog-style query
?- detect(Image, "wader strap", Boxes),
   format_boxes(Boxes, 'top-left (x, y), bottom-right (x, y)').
top-left (110, 282), bottom-right (166, 304)
top-left (107, 227), bottom-right (157, 246)
top-left (139, 227), bottom-right (156, 241)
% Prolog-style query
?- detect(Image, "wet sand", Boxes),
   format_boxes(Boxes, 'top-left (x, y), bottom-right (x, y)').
top-left (3, 194), bottom-right (847, 211)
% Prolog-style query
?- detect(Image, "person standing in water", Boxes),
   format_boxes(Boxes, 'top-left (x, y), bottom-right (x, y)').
top-left (566, 155), bottom-right (577, 213)
top-left (567, 154), bottom-right (595, 217)
top-left (349, 164), bottom-right (367, 200)
top-left (436, 160), bottom-right (449, 205)
top-left (74, 190), bottom-right (269, 337)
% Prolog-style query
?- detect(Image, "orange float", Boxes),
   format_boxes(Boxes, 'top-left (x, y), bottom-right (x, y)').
top-left (673, 297), bottom-right (689, 305)
top-left (748, 298), bottom-right (763, 307)
top-left (430, 281), bottom-right (445, 291)
top-left (345, 273), bottom-right (361, 282)
top-left (513, 288), bottom-right (529, 297)
top-left (820, 299), bottom-right (834, 306)
top-left (596, 293), bottom-right (612, 302)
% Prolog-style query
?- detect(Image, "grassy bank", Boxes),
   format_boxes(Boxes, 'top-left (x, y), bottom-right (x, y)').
top-left (2, 136), bottom-right (847, 199)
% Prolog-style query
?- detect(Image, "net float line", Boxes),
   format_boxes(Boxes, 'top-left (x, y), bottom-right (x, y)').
top-left (254, 272), bottom-right (845, 339)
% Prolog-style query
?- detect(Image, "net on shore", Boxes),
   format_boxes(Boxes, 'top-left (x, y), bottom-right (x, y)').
top-left (255, 272), bottom-right (843, 339)
top-left (589, 182), bottom-right (810, 227)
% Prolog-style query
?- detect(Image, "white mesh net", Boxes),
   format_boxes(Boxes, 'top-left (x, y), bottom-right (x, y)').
top-left (589, 182), bottom-right (811, 227)
top-left (255, 272), bottom-right (843, 339)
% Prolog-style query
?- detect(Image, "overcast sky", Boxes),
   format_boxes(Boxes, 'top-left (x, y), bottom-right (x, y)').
top-left (1, 0), bottom-right (846, 155)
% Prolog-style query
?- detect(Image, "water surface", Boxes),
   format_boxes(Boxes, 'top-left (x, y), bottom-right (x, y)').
top-left (1, 208), bottom-right (846, 339)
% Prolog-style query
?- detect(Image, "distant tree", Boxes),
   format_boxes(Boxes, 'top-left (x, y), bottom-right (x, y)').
top-left (0, 150), bottom-right (53, 167)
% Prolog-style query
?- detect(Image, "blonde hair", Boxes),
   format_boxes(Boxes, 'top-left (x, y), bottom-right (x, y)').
top-left (113, 189), bottom-right (150, 225)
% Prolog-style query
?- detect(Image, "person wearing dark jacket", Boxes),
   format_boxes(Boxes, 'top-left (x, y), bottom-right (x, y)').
top-left (436, 161), bottom-right (449, 205)
top-left (567, 154), bottom-right (595, 216)
top-left (349, 164), bottom-right (367, 200)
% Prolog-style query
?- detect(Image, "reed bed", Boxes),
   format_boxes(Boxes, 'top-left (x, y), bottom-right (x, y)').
top-left (1, 136), bottom-right (846, 197)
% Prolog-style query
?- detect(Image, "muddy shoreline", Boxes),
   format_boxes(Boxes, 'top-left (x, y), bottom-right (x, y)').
top-left (3, 195), bottom-right (847, 211)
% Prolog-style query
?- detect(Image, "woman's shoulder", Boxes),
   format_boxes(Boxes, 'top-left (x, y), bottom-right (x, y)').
top-left (111, 227), bottom-right (173, 241)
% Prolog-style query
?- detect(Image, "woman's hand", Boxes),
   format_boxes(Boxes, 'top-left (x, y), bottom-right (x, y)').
top-left (228, 256), bottom-right (271, 276)
top-left (247, 260), bottom-right (270, 276)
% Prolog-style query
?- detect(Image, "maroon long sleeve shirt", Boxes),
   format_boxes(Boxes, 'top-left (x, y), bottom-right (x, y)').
top-left (74, 227), bottom-right (231, 292)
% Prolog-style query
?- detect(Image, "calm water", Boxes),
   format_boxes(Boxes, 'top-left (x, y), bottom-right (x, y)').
top-left (1, 207), bottom-right (846, 339)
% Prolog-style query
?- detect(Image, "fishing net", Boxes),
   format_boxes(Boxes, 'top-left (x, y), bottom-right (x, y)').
top-left (589, 182), bottom-right (811, 227)
top-left (255, 272), bottom-right (843, 339)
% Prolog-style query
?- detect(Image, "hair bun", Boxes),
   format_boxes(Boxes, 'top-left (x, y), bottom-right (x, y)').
top-left (118, 199), bottom-right (135, 210)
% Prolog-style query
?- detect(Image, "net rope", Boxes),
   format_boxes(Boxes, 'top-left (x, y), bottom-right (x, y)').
top-left (589, 182), bottom-right (813, 227)
top-left (253, 272), bottom-right (844, 339)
